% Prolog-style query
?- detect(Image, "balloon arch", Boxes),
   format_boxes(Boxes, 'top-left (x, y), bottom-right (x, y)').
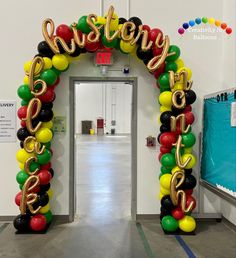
top-left (14, 6), bottom-right (197, 233)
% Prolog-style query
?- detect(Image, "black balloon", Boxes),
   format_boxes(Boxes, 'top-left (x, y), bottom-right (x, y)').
top-left (136, 46), bottom-right (153, 60)
top-left (42, 102), bottom-right (53, 110)
top-left (40, 183), bottom-right (51, 192)
top-left (161, 206), bottom-right (172, 216)
top-left (49, 168), bottom-right (54, 178)
top-left (20, 141), bottom-right (24, 148)
top-left (37, 41), bottom-right (54, 58)
top-left (160, 124), bottom-right (170, 133)
top-left (171, 105), bottom-right (184, 116)
top-left (38, 109), bottom-right (54, 122)
top-left (183, 174), bottom-right (197, 189)
top-left (119, 17), bottom-right (127, 24)
top-left (17, 127), bottom-right (31, 141)
top-left (32, 118), bottom-right (40, 128)
top-left (161, 195), bottom-right (175, 211)
top-left (13, 214), bottom-right (30, 232)
top-left (160, 111), bottom-right (173, 125)
top-left (184, 168), bottom-right (193, 174)
top-left (37, 192), bottom-right (49, 207)
top-left (69, 45), bottom-right (81, 57)
top-left (128, 17), bottom-right (142, 36)
top-left (185, 90), bottom-right (196, 105)
top-left (157, 133), bottom-right (162, 144)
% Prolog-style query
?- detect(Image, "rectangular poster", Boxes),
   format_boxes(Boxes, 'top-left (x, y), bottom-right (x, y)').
top-left (201, 88), bottom-right (236, 198)
top-left (0, 101), bottom-right (16, 142)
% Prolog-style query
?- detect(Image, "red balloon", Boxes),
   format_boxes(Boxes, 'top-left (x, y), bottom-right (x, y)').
top-left (17, 106), bottom-right (28, 119)
top-left (184, 111), bottom-right (195, 125)
top-left (160, 132), bottom-right (177, 148)
top-left (15, 192), bottom-right (22, 206)
top-left (41, 162), bottom-right (51, 170)
top-left (153, 47), bottom-right (163, 56)
top-left (160, 145), bottom-right (171, 154)
top-left (175, 123), bottom-right (182, 135)
top-left (172, 207), bottom-right (184, 220)
top-left (30, 214), bottom-right (47, 231)
top-left (28, 185), bottom-right (40, 193)
top-left (185, 189), bottom-right (193, 196)
top-left (184, 105), bottom-right (192, 112)
top-left (149, 28), bottom-right (163, 42)
top-left (38, 170), bottom-right (52, 185)
top-left (153, 62), bottom-right (165, 79)
top-left (186, 195), bottom-right (196, 211)
top-left (85, 36), bottom-right (100, 52)
top-left (21, 120), bottom-right (26, 127)
top-left (56, 24), bottom-right (73, 43)
top-left (142, 25), bottom-right (151, 32)
top-left (38, 88), bottom-right (55, 103)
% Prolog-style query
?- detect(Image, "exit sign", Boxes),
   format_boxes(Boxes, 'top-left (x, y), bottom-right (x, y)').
top-left (95, 51), bottom-right (113, 65)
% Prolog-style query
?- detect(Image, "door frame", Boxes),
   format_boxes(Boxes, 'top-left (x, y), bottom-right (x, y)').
top-left (69, 77), bottom-right (138, 222)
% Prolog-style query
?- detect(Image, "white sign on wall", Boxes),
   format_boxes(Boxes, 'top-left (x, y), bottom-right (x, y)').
top-left (0, 101), bottom-right (16, 142)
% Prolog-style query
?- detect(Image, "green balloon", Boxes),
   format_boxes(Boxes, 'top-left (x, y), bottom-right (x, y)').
top-left (202, 17), bottom-right (208, 24)
top-left (40, 69), bottom-right (57, 85)
top-left (158, 73), bottom-right (170, 87)
top-left (161, 166), bottom-right (172, 174)
top-left (182, 132), bottom-right (196, 148)
top-left (114, 38), bottom-right (121, 50)
top-left (21, 99), bottom-right (29, 106)
top-left (161, 215), bottom-right (179, 232)
top-left (51, 67), bottom-right (61, 76)
top-left (36, 149), bottom-right (52, 165)
top-left (165, 61), bottom-right (178, 73)
top-left (17, 84), bottom-right (34, 101)
top-left (29, 161), bottom-right (40, 173)
top-left (43, 141), bottom-right (51, 149)
top-left (160, 85), bottom-right (171, 93)
top-left (44, 210), bottom-right (53, 223)
top-left (16, 170), bottom-right (29, 185)
top-left (19, 184), bottom-right (23, 190)
top-left (77, 16), bottom-right (92, 34)
top-left (102, 33), bottom-right (118, 48)
top-left (171, 147), bottom-right (184, 156)
top-left (166, 45), bottom-right (181, 62)
top-left (161, 153), bottom-right (176, 169)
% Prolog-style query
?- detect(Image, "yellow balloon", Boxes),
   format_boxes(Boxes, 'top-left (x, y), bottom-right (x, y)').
top-left (16, 149), bottom-right (34, 163)
top-left (160, 105), bottom-right (171, 113)
top-left (177, 67), bottom-right (192, 81)
top-left (160, 174), bottom-right (172, 190)
top-left (24, 60), bottom-right (40, 74)
top-left (95, 16), bottom-right (106, 25)
top-left (175, 58), bottom-right (184, 69)
top-left (184, 147), bottom-right (192, 154)
top-left (179, 216), bottom-right (196, 232)
top-left (120, 40), bottom-right (136, 53)
top-left (43, 57), bottom-right (52, 70)
top-left (35, 128), bottom-right (53, 143)
top-left (41, 121), bottom-right (53, 129)
top-left (181, 154), bottom-right (196, 169)
top-left (171, 166), bottom-right (182, 174)
top-left (159, 91), bottom-right (172, 108)
top-left (23, 75), bottom-right (29, 84)
top-left (39, 203), bottom-right (50, 214)
top-left (160, 187), bottom-right (170, 195)
top-left (208, 17), bottom-right (215, 24)
top-left (52, 54), bottom-right (69, 71)
top-left (173, 82), bottom-right (184, 91)
top-left (47, 188), bottom-right (53, 198)
top-left (104, 12), bottom-right (119, 31)
top-left (19, 162), bottom-right (24, 170)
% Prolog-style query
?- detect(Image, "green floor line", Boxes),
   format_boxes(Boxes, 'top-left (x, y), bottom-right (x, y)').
top-left (0, 223), bottom-right (9, 234)
top-left (136, 222), bottom-right (155, 258)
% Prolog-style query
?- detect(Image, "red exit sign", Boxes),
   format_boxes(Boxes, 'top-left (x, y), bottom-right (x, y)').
top-left (95, 51), bottom-right (113, 65)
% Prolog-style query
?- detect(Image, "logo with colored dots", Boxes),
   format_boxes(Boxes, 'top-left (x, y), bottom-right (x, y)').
top-left (178, 17), bottom-right (232, 36)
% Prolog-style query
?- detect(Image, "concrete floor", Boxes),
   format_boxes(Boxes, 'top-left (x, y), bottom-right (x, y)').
top-left (0, 135), bottom-right (235, 258)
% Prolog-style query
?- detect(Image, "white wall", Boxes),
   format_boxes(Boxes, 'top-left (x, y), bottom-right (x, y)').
top-left (75, 82), bottom-right (132, 134)
top-left (0, 0), bottom-right (235, 224)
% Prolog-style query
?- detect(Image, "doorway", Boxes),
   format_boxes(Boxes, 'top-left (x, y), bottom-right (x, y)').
top-left (69, 77), bottom-right (137, 222)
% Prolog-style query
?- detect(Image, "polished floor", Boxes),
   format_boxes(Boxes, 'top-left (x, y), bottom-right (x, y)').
top-left (0, 135), bottom-right (235, 258)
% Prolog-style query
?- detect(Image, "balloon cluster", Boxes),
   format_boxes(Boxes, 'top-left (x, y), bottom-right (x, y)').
top-left (14, 6), bottom-right (197, 233)
top-left (157, 63), bottom-right (197, 233)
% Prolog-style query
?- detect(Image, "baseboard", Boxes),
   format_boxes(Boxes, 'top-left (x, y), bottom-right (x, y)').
top-left (136, 214), bottom-right (160, 220)
top-left (0, 215), bottom-right (70, 223)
